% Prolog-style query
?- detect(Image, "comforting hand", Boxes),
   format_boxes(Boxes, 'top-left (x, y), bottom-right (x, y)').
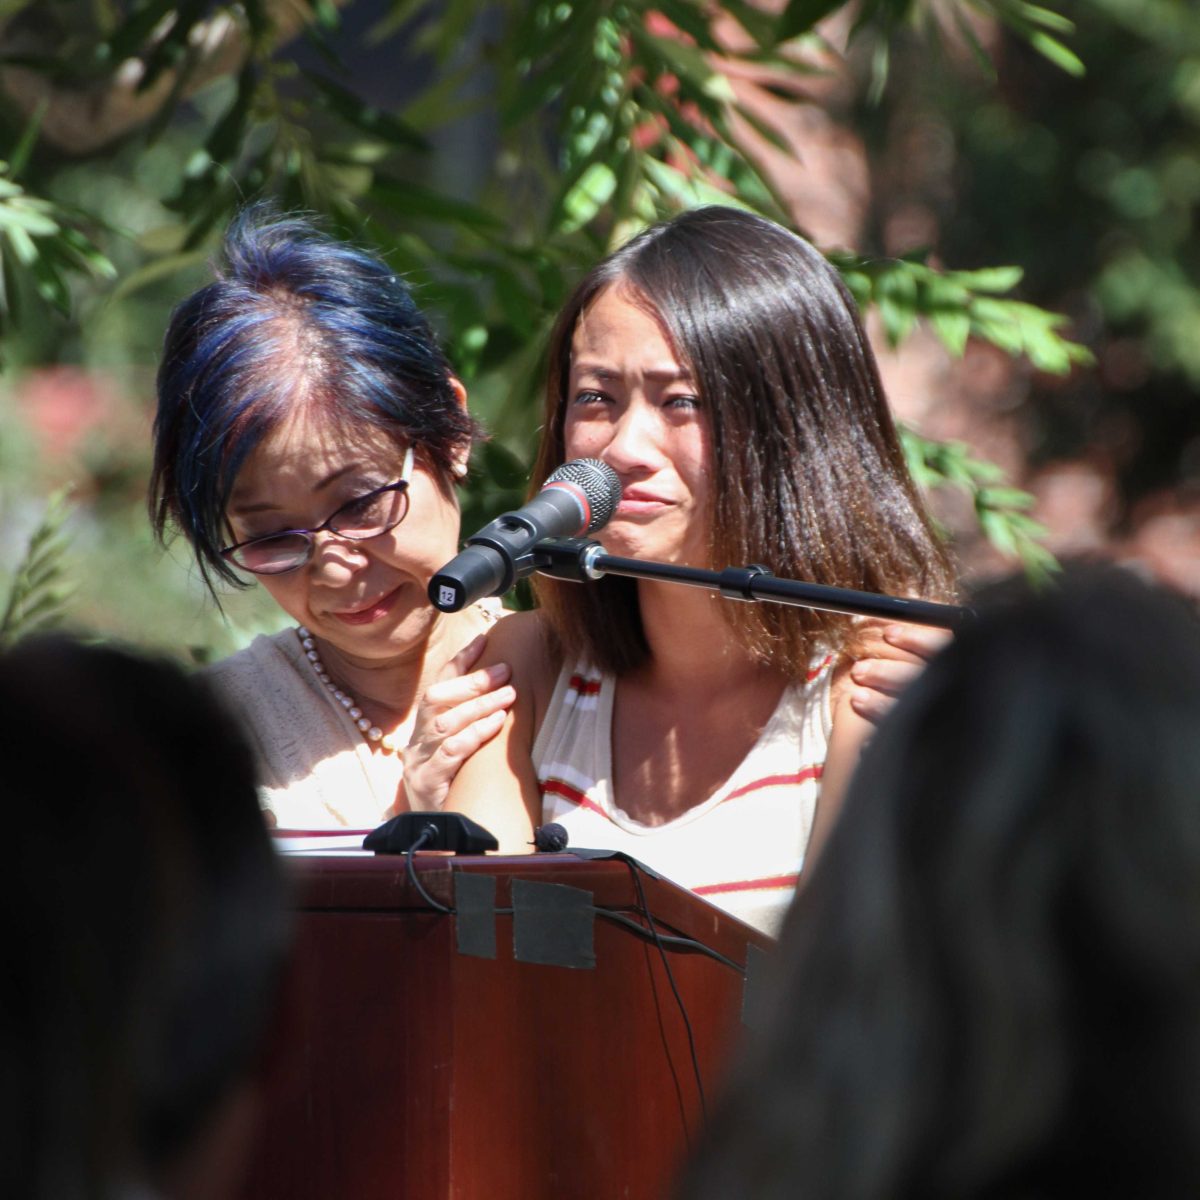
top-left (399, 633), bottom-right (516, 812)
top-left (847, 621), bottom-right (952, 726)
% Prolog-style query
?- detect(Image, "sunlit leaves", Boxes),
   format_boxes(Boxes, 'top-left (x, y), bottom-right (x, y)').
top-left (777, 0), bottom-right (1084, 88)
top-left (0, 486), bottom-right (77, 648)
top-left (0, 0), bottom-right (1092, 588)
top-left (832, 251), bottom-right (1092, 373)
top-left (900, 428), bottom-right (1059, 582)
top-left (0, 163), bottom-right (115, 354)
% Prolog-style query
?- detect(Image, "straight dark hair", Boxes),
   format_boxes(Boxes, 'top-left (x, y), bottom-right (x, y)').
top-left (532, 206), bottom-right (956, 676)
top-left (682, 565), bottom-right (1200, 1199)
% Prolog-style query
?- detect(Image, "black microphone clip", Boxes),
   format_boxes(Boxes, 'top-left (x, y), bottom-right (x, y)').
top-left (532, 822), bottom-right (570, 853)
top-left (363, 812), bottom-right (499, 855)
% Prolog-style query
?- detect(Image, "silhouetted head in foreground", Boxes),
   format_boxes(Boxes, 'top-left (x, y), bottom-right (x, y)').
top-left (0, 635), bottom-right (292, 1199)
top-left (684, 565), bottom-right (1200, 1200)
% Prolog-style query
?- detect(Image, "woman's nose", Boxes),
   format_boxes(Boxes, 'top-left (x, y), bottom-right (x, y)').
top-left (306, 530), bottom-right (371, 581)
top-left (600, 402), bottom-right (661, 475)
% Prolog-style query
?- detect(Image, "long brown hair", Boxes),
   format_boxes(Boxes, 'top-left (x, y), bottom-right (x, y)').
top-left (532, 206), bottom-right (957, 676)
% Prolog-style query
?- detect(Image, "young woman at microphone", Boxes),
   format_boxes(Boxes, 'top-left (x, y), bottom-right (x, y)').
top-left (443, 205), bottom-right (957, 935)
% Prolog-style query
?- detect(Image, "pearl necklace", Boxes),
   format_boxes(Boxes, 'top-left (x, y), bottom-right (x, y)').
top-left (296, 626), bottom-right (402, 754)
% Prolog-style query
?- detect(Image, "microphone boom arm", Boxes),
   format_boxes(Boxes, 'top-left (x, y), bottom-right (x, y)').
top-left (532, 538), bottom-right (973, 631)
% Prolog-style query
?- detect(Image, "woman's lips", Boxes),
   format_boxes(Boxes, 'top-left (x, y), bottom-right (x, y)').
top-left (616, 490), bottom-right (671, 516)
top-left (330, 584), bottom-right (404, 626)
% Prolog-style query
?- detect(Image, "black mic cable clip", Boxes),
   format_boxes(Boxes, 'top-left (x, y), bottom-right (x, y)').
top-left (528, 537), bottom-right (606, 583)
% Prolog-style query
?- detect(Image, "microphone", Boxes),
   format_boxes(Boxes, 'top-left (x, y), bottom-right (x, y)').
top-left (532, 822), bottom-right (569, 853)
top-left (429, 458), bottom-right (621, 613)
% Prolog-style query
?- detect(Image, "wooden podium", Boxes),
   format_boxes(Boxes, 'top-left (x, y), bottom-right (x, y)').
top-left (240, 851), bottom-right (773, 1200)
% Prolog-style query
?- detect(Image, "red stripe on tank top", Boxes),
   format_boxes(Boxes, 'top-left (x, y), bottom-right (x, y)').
top-left (722, 765), bottom-right (823, 804)
top-left (541, 777), bottom-right (609, 819)
top-left (694, 873), bottom-right (800, 897)
top-left (567, 674), bottom-right (603, 696)
top-left (806, 654), bottom-right (834, 682)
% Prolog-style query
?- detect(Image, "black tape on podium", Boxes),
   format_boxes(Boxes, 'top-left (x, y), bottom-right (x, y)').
top-left (454, 872), bottom-right (497, 960)
top-left (511, 878), bottom-right (596, 969)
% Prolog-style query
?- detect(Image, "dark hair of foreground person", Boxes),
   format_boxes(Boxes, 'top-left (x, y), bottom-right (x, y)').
top-left (683, 565), bottom-right (1200, 1200)
top-left (0, 635), bottom-right (292, 1200)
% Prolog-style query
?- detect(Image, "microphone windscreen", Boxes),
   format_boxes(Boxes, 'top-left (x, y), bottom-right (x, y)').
top-left (533, 822), bottom-right (570, 853)
top-left (544, 459), bottom-right (621, 533)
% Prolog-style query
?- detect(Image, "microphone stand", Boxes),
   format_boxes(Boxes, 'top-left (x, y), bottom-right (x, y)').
top-left (531, 538), bottom-right (973, 631)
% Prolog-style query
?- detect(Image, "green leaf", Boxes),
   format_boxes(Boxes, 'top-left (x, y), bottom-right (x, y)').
top-left (1009, 1), bottom-right (1077, 36)
top-left (4, 223), bottom-right (37, 266)
top-left (875, 265), bottom-right (919, 345)
top-left (1030, 28), bottom-right (1086, 75)
top-left (30, 254), bottom-right (70, 313)
top-left (950, 264), bottom-right (1024, 292)
top-left (1, 200), bottom-right (60, 238)
top-left (978, 507), bottom-right (1019, 556)
top-left (557, 161), bottom-right (618, 234)
top-left (629, 28), bottom-right (735, 104)
top-left (653, 0), bottom-right (722, 51)
top-left (976, 486), bottom-right (1037, 509)
top-left (720, 0), bottom-right (782, 47)
top-left (928, 308), bottom-right (971, 356)
top-left (778, 0), bottom-right (845, 42)
top-left (8, 98), bottom-right (45, 178)
top-left (0, 486), bottom-right (76, 647)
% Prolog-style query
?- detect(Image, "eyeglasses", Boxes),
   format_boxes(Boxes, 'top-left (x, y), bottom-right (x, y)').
top-left (221, 445), bottom-right (415, 576)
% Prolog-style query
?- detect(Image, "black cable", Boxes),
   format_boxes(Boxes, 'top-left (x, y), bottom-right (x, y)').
top-left (625, 859), bottom-right (708, 1124)
top-left (592, 908), bottom-right (745, 972)
top-left (404, 825), bottom-right (455, 914)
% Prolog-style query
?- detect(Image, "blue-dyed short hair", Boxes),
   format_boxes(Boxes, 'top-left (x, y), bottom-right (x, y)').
top-left (150, 206), bottom-right (475, 596)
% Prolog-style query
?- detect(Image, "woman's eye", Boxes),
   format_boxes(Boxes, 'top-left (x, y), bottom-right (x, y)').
top-left (333, 492), bottom-right (391, 532)
top-left (666, 393), bottom-right (701, 410)
top-left (572, 388), bottom-right (608, 406)
top-left (238, 524), bottom-right (287, 543)
top-left (342, 495), bottom-right (377, 520)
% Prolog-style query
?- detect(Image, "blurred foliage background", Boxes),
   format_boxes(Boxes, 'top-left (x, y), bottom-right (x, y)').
top-left (1, 0), bottom-right (1192, 659)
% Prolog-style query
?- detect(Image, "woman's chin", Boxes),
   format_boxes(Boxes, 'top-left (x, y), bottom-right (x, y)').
top-left (599, 528), bottom-right (704, 568)
top-left (317, 584), bottom-right (435, 657)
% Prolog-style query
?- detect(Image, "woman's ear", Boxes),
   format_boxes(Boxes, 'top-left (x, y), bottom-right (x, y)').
top-left (449, 377), bottom-right (470, 480)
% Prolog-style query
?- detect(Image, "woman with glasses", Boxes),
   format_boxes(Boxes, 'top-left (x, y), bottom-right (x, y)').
top-left (150, 207), bottom-right (515, 830)
top-left (444, 206), bottom-right (958, 935)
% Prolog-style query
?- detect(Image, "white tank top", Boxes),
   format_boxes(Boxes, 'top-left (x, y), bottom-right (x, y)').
top-left (532, 655), bottom-right (834, 937)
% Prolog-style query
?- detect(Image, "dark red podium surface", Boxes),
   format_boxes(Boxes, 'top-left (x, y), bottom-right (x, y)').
top-left (241, 851), bottom-right (772, 1200)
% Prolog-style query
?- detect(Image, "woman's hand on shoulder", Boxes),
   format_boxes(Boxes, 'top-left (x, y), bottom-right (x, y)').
top-left (440, 610), bottom-right (556, 854)
top-left (400, 630), bottom-right (517, 812)
top-left (845, 620), bottom-right (952, 726)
